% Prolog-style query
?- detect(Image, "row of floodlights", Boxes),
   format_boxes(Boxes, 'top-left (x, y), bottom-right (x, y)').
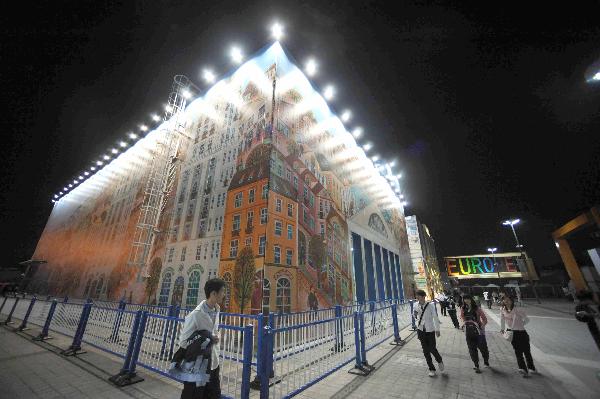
top-left (52, 21), bottom-right (407, 207)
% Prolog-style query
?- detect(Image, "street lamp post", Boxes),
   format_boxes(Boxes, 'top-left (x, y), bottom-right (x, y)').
top-left (487, 247), bottom-right (499, 279)
top-left (502, 219), bottom-right (541, 304)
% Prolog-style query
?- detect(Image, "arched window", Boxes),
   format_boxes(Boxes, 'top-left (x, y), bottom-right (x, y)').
top-left (223, 272), bottom-right (232, 312)
top-left (186, 271), bottom-right (201, 307)
top-left (262, 279), bottom-right (271, 314)
top-left (172, 276), bottom-right (185, 306)
top-left (276, 277), bottom-right (291, 313)
top-left (158, 272), bottom-right (172, 306)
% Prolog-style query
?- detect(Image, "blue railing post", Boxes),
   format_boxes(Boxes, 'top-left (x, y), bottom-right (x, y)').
top-left (62, 301), bottom-right (92, 356)
top-left (267, 313), bottom-right (275, 378)
top-left (0, 296), bottom-right (8, 314)
top-left (334, 305), bottom-right (342, 351)
top-left (18, 297), bottom-right (37, 331)
top-left (167, 305), bottom-right (181, 359)
top-left (390, 303), bottom-right (404, 345)
top-left (127, 310), bottom-right (148, 374)
top-left (259, 323), bottom-right (272, 399)
top-left (359, 311), bottom-right (368, 367)
top-left (110, 299), bottom-right (127, 342)
top-left (250, 314), bottom-right (264, 390)
top-left (4, 297), bottom-right (20, 324)
top-left (241, 324), bottom-right (254, 399)
top-left (63, 296), bottom-right (69, 303)
top-left (353, 311), bottom-right (362, 369)
top-left (34, 299), bottom-right (57, 341)
top-left (109, 310), bottom-right (145, 386)
top-left (409, 300), bottom-right (417, 330)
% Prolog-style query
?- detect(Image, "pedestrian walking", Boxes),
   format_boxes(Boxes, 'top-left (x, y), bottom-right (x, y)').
top-left (414, 289), bottom-right (444, 377)
top-left (575, 291), bottom-right (600, 352)
top-left (492, 290), bottom-right (499, 306)
top-left (483, 291), bottom-right (492, 309)
top-left (173, 278), bottom-right (226, 399)
top-left (437, 292), bottom-right (448, 316)
top-left (500, 295), bottom-right (537, 377)
top-left (460, 294), bottom-right (490, 373)
top-left (447, 295), bottom-right (460, 328)
top-left (515, 286), bottom-right (523, 307)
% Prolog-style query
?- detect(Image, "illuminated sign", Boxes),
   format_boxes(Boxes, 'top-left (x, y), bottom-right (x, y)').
top-left (445, 253), bottom-right (524, 279)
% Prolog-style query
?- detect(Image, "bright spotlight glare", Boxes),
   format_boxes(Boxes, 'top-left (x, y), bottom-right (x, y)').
top-left (111, 148), bottom-right (118, 154)
top-left (165, 105), bottom-right (173, 113)
top-left (352, 127), bottom-right (363, 138)
top-left (341, 110), bottom-right (351, 122)
top-left (54, 194), bottom-right (58, 198)
top-left (203, 69), bottom-right (215, 83)
top-left (69, 184), bottom-right (73, 188)
top-left (119, 141), bottom-right (127, 147)
top-left (305, 59), bottom-right (317, 76)
top-left (129, 133), bottom-right (138, 139)
top-left (78, 175), bottom-right (83, 180)
top-left (64, 187), bottom-right (68, 191)
top-left (389, 160), bottom-right (396, 167)
top-left (181, 90), bottom-right (191, 99)
top-left (396, 174), bottom-right (402, 179)
top-left (96, 161), bottom-right (103, 166)
top-left (401, 201), bottom-right (408, 207)
top-left (103, 155), bottom-right (110, 160)
top-left (323, 85), bottom-right (335, 100)
top-left (152, 114), bottom-right (160, 122)
top-left (372, 155), bottom-right (380, 162)
top-left (363, 143), bottom-right (372, 151)
top-left (90, 166), bottom-right (96, 171)
top-left (73, 180), bottom-right (78, 184)
top-left (593, 72), bottom-right (600, 81)
top-left (140, 125), bottom-right (148, 132)
top-left (230, 47), bottom-right (243, 64)
top-left (271, 22), bottom-right (284, 40)
top-left (84, 172), bottom-right (89, 176)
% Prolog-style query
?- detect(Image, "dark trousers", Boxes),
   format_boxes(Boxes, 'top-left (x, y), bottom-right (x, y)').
top-left (466, 334), bottom-right (489, 367)
top-left (417, 330), bottom-right (443, 370)
top-left (447, 309), bottom-right (459, 328)
top-left (440, 302), bottom-right (447, 316)
top-left (511, 331), bottom-right (535, 371)
top-left (181, 366), bottom-right (221, 399)
top-left (486, 299), bottom-right (492, 309)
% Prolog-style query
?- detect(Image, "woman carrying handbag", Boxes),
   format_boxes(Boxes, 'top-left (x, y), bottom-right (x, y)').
top-left (500, 295), bottom-right (537, 377)
top-left (460, 294), bottom-right (490, 373)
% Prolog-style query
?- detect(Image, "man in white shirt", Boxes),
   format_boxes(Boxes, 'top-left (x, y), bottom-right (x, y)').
top-left (414, 289), bottom-right (444, 376)
top-left (179, 278), bottom-right (225, 399)
top-left (483, 291), bottom-right (492, 309)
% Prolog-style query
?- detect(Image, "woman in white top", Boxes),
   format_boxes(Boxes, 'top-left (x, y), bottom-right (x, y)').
top-left (500, 295), bottom-right (537, 377)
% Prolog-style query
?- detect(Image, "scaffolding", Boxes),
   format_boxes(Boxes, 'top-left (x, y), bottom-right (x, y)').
top-left (127, 75), bottom-right (191, 279)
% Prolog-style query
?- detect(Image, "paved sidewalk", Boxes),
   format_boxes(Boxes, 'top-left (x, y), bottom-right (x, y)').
top-left (297, 304), bottom-right (599, 399)
top-left (0, 325), bottom-right (181, 399)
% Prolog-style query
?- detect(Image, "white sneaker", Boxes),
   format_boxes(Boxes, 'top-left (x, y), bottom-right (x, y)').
top-left (428, 370), bottom-right (436, 377)
top-left (438, 362), bottom-right (445, 372)
top-left (529, 369), bottom-right (538, 375)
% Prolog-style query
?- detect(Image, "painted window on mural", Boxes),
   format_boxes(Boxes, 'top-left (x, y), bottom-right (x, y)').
top-left (223, 272), bottom-right (232, 311)
top-left (158, 272), bottom-right (172, 306)
top-left (186, 271), bottom-right (201, 307)
top-left (276, 277), bottom-right (291, 313)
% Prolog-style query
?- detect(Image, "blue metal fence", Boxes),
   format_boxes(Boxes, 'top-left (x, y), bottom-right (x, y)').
top-left (1, 294), bottom-right (413, 399)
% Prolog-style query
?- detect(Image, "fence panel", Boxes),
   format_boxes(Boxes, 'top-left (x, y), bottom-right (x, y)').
top-left (49, 302), bottom-right (86, 338)
top-left (25, 299), bottom-right (53, 328)
top-left (363, 305), bottom-right (395, 351)
top-left (10, 298), bottom-right (31, 321)
top-left (0, 297), bottom-right (16, 317)
top-left (82, 307), bottom-right (138, 357)
top-left (268, 314), bottom-right (357, 399)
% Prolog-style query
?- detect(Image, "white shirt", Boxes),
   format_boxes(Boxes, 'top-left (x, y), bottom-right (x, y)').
top-left (483, 292), bottom-right (489, 300)
top-left (414, 301), bottom-right (440, 333)
top-left (179, 300), bottom-right (221, 369)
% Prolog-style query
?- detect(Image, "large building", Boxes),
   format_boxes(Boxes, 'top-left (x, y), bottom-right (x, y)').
top-left (29, 42), bottom-right (414, 312)
top-left (406, 215), bottom-right (443, 299)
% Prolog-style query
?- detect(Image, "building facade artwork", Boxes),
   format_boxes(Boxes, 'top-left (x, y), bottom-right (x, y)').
top-left (29, 42), bottom-right (413, 312)
top-left (406, 215), bottom-right (442, 299)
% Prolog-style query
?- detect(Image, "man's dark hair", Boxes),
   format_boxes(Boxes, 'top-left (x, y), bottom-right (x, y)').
top-left (416, 289), bottom-right (427, 297)
top-left (204, 278), bottom-right (226, 299)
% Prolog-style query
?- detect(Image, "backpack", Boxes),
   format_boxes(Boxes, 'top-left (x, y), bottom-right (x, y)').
top-left (463, 308), bottom-right (481, 338)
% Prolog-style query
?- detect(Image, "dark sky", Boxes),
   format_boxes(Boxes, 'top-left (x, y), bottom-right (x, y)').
top-left (2, 1), bottom-right (600, 270)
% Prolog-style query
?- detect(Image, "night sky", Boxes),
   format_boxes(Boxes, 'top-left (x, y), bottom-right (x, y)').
top-left (2, 1), bottom-right (599, 271)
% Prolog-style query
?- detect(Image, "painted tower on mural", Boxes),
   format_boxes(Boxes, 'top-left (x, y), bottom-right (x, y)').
top-left (29, 42), bottom-right (414, 312)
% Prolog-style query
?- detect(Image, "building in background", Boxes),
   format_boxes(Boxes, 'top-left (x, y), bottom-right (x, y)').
top-left (29, 42), bottom-right (414, 312)
top-left (406, 215), bottom-right (442, 299)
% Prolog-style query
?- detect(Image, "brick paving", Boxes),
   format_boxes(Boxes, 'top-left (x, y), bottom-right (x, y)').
top-left (297, 300), bottom-right (600, 399)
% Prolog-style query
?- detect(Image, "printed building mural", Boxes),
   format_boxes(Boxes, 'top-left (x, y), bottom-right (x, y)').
top-left (406, 215), bottom-right (442, 299)
top-left (30, 42), bottom-right (414, 313)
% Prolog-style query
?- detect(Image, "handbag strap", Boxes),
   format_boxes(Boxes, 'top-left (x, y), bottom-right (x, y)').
top-left (417, 302), bottom-right (430, 328)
